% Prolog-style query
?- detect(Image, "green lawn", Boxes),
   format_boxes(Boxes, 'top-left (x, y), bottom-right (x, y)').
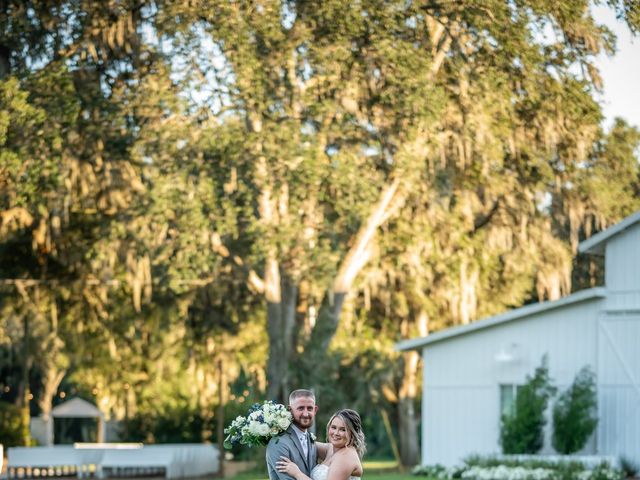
top-left (362, 459), bottom-right (418, 480)
top-left (225, 459), bottom-right (420, 480)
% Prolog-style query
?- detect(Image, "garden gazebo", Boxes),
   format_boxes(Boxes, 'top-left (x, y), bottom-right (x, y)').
top-left (46, 397), bottom-right (105, 445)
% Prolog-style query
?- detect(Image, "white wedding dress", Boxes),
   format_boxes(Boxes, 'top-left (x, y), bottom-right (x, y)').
top-left (311, 463), bottom-right (361, 480)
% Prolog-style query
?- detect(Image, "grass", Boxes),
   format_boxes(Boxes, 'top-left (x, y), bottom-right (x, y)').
top-left (224, 458), bottom-right (417, 480)
top-left (364, 459), bottom-right (417, 480)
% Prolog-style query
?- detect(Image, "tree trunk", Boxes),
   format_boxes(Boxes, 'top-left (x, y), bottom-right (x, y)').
top-left (0, 45), bottom-right (9, 79)
top-left (37, 299), bottom-right (66, 445)
top-left (264, 176), bottom-right (400, 398)
top-left (398, 352), bottom-right (420, 466)
top-left (266, 272), bottom-right (298, 402)
top-left (397, 309), bottom-right (428, 466)
top-left (217, 358), bottom-right (225, 477)
top-left (20, 313), bottom-right (32, 445)
top-left (266, 298), bottom-right (285, 401)
top-left (306, 291), bottom-right (347, 360)
top-left (37, 364), bottom-right (65, 445)
top-left (304, 180), bottom-right (400, 359)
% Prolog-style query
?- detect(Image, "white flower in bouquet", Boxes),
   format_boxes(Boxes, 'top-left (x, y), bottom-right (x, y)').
top-left (224, 400), bottom-right (292, 449)
top-left (263, 411), bottom-right (274, 423)
top-left (247, 421), bottom-right (271, 436)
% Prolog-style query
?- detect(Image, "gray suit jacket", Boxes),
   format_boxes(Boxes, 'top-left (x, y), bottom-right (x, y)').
top-left (266, 426), bottom-right (317, 480)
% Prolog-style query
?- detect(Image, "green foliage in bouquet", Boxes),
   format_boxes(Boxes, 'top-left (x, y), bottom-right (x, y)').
top-left (500, 356), bottom-right (556, 453)
top-left (223, 400), bottom-right (292, 449)
top-left (552, 366), bottom-right (598, 454)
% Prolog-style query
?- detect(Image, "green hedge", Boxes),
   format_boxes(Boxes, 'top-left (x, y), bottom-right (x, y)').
top-left (0, 400), bottom-right (31, 447)
top-left (552, 367), bottom-right (598, 454)
top-left (500, 356), bottom-right (556, 454)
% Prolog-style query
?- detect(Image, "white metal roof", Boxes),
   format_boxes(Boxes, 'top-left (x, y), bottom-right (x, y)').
top-left (395, 287), bottom-right (607, 351)
top-left (579, 210), bottom-right (640, 255)
top-left (51, 397), bottom-right (103, 418)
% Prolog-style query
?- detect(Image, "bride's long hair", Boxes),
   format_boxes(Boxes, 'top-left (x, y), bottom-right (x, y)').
top-left (326, 409), bottom-right (367, 459)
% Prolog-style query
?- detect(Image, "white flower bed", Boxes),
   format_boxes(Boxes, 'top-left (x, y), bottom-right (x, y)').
top-left (460, 465), bottom-right (558, 480)
top-left (500, 455), bottom-right (621, 470)
top-left (412, 456), bottom-right (625, 480)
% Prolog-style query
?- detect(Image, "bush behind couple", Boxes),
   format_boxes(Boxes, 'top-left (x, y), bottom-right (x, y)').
top-left (266, 389), bottom-right (365, 480)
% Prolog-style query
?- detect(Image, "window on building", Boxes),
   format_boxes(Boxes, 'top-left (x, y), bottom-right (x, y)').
top-left (499, 384), bottom-right (521, 417)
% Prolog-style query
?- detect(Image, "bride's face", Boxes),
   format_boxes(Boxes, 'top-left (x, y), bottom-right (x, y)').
top-left (328, 416), bottom-right (350, 449)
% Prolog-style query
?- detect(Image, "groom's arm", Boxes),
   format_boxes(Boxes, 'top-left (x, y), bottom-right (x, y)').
top-left (266, 439), bottom-right (297, 480)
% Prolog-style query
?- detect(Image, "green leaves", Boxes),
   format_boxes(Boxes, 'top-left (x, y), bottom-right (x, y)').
top-left (552, 366), bottom-right (598, 454)
top-left (501, 356), bottom-right (557, 454)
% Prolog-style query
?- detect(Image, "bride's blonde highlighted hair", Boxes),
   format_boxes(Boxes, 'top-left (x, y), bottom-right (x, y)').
top-left (326, 409), bottom-right (366, 459)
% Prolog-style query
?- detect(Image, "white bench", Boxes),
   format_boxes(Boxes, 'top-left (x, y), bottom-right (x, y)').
top-left (7, 446), bottom-right (80, 478)
top-left (143, 444), bottom-right (219, 478)
top-left (99, 448), bottom-right (173, 478)
top-left (6, 444), bottom-right (219, 479)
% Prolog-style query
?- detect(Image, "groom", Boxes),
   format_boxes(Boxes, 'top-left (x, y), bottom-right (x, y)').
top-left (266, 389), bottom-right (318, 480)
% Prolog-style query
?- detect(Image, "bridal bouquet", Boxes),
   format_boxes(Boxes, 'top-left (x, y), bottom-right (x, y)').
top-left (224, 400), bottom-right (292, 449)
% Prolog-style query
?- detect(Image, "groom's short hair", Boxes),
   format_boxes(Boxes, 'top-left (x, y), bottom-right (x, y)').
top-left (289, 389), bottom-right (315, 404)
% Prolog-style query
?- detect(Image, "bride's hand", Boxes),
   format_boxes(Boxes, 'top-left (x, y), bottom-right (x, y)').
top-left (276, 456), bottom-right (302, 478)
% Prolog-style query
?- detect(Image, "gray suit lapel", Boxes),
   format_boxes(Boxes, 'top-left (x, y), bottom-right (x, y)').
top-left (287, 426), bottom-right (309, 472)
top-left (309, 440), bottom-right (317, 468)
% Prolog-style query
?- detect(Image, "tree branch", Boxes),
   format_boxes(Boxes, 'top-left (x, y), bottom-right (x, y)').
top-left (472, 198), bottom-right (501, 234)
top-left (333, 177), bottom-right (401, 293)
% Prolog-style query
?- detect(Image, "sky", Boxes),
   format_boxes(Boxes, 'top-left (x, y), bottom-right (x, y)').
top-left (593, 6), bottom-right (640, 129)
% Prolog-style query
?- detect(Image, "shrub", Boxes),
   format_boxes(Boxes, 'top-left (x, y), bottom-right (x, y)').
top-left (587, 462), bottom-right (625, 480)
top-left (500, 356), bottom-right (556, 454)
top-left (552, 366), bottom-right (598, 454)
top-left (412, 464), bottom-right (465, 479)
top-left (619, 457), bottom-right (638, 479)
top-left (121, 403), bottom-right (211, 444)
top-left (463, 454), bottom-right (589, 480)
top-left (0, 400), bottom-right (30, 447)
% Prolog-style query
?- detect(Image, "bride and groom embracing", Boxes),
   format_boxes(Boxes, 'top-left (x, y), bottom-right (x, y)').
top-left (266, 389), bottom-right (365, 480)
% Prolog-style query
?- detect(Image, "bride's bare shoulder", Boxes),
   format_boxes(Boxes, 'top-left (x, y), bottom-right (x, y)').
top-left (326, 448), bottom-right (362, 480)
top-left (333, 447), bottom-right (360, 466)
top-left (343, 448), bottom-right (363, 477)
top-left (340, 446), bottom-right (359, 459)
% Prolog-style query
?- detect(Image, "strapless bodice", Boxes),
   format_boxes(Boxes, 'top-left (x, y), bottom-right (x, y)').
top-left (311, 463), bottom-right (361, 480)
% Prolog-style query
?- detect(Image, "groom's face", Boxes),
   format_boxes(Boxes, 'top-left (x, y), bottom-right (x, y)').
top-left (289, 395), bottom-right (318, 431)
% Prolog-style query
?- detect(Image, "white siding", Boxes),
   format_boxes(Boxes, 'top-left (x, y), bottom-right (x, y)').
top-left (422, 299), bottom-right (603, 466)
top-left (597, 313), bottom-right (640, 463)
top-left (422, 386), bottom-right (498, 465)
top-left (605, 222), bottom-right (640, 294)
top-left (605, 291), bottom-right (640, 312)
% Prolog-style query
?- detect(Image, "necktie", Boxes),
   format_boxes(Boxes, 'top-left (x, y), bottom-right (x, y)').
top-left (301, 432), bottom-right (308, 459)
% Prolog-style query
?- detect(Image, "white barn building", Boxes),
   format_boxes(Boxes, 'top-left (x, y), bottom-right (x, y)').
top-left (396, 211), bottom-right (640, 467)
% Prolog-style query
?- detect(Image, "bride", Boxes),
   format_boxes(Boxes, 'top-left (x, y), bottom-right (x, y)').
top-left (277, 409), bottom-right (365, 480)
